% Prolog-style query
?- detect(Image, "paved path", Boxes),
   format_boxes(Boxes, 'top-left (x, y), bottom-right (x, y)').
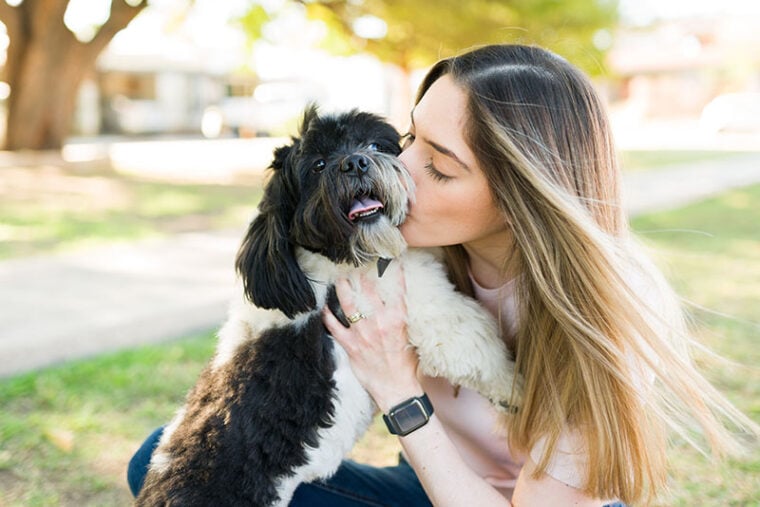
top-left (1, 153), bottom-right (759, 377)
top-left (622, 153), bottom-right (760, 215)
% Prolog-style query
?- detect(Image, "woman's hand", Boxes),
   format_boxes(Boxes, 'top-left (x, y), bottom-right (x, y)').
top-left (322, 265), bottom-right (423, 412)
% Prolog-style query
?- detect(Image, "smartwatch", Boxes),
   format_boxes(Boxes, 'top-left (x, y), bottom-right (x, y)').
top-left (382, 393), bottom-right (434, 436)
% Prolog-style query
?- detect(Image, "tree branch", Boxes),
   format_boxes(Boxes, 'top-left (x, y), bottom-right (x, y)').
top-left (0, 0), bottom-right (25, 84)
top-left (87, 0), bottom-right (148, 55)
top-left (0, 0), bottom-right (23, 42)
top-left (29, 0), bottom-right (72, 37)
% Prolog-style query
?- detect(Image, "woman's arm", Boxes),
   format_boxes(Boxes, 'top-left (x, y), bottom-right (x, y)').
top-left (323, 273), bottom-right (511, 505)
top-left (323, 272), bottom-right (606, 507)
top-left (401, 418), bottom-right (609, 507)
top-left (396, 414), bottom-right (511, 506)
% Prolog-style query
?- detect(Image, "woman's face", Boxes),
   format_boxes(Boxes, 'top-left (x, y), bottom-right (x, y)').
top-left (399, 75), bottom-right (507, 250)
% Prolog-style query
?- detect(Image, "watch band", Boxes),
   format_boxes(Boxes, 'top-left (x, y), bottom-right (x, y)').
top-left (382, 393), bottom-right (434, 436)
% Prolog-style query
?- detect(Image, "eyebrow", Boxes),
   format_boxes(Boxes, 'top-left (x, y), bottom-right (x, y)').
top-left (410, 110), bottom-right (471, 172)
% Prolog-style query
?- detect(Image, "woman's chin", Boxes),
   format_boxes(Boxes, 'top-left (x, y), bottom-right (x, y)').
top-left (399, 222), bottom-right (419, 247)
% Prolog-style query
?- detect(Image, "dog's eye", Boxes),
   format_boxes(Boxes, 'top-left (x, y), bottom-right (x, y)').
top-left (312, 159), bottom-right (326, 173)
top-left (368, 143), bottom-right (379, 152)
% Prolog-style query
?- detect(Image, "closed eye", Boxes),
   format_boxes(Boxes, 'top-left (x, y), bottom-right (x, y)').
top-left (425, 160), bottom-right (453, 183)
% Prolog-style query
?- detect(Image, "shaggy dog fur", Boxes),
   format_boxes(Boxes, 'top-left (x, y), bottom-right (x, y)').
top-left (136, 107), bottom-right (519, 506)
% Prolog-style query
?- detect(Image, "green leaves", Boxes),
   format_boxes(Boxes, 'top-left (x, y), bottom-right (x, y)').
top-left (258, 0), bottom-right (620, 73)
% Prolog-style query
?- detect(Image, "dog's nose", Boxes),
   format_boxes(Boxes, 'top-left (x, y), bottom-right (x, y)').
top-left (341, 154), bottom-right (369, 175)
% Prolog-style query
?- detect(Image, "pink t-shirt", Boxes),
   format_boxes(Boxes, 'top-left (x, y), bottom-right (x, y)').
top-left (419, 275), bottom-right (587, 499)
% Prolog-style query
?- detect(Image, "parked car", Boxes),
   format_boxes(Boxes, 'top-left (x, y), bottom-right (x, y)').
top-left (700, 92), bottom-right (760, 133)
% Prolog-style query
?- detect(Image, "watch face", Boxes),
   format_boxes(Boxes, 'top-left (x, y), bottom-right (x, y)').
top-left (393, 399), bottom-right (429, 434)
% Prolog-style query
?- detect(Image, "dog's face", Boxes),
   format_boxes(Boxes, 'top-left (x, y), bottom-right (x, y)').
top-left (236, 106), bottom-right (414, 317)
top-left (285, 107), bottom-right (413, 263)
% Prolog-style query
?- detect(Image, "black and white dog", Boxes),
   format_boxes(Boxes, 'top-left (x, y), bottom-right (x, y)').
top-left (136, 107), bottom-right (519, 506)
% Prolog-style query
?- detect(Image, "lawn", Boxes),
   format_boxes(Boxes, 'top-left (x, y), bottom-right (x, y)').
top-left (0, 155), bottom-right (758, 505)
top-left (631, 185), bottom-right (760, 506)
top-left (0, 159), bottom-right (263, 260)
top-left (619, 149), bottom-right (752, 171)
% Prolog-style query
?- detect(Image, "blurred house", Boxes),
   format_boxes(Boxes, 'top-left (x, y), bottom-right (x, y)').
top-left (83, 49), bottom-right (337, 139)
top-left (72, 16), bottom-right (402, 139)
top-left (87, 50), bottom-right (227, 137)
top-left (607, 14), bottom-right (760, 126)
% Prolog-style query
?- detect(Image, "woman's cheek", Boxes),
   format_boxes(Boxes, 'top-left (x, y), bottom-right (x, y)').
top-left (399, 217), bottom-right (424, 246)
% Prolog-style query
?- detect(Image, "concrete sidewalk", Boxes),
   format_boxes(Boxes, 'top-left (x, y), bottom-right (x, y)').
top-left (1, 153), bottom-right (759, 378)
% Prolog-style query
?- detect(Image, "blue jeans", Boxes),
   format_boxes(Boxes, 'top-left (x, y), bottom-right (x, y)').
top-left (127, 427), bottom-right (626, 506)
top-left (128, 427), bottom-right (431, 506)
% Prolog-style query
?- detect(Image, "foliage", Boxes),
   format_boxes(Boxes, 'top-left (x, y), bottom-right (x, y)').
top-left (235, 3), bottom-right (271, 52)
top-left (295, 0), bottom-right (619, 73)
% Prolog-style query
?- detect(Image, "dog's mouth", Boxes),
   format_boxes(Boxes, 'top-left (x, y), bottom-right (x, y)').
top-left (348, 194), bottom-right (384, 223)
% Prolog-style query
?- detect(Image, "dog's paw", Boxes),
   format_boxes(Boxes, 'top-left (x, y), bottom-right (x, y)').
top-left (469, 358), bottom-right (522, 414)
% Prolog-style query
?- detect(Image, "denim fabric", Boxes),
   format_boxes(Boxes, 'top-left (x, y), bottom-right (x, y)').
top-left (127, 426), bottom-right (430, 506)
top-left (127, 426), bottom-right (626, 506)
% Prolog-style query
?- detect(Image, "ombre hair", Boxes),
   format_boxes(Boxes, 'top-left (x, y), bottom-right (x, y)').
top-left (416, 44), bottom-right (758, 504)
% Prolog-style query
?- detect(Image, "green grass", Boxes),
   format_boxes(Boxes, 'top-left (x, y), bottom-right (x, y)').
top-left (0, 162), bottom-right (263, 260)
top-left (631, 184), bottom-right (760, 506)
top-left (620, 150), bottom-right (754, 171)
top-left (0, 333), bottom-right (218, 505)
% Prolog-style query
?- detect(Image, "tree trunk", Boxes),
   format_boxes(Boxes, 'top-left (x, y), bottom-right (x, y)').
top-left (0, 0), bottom-right (147, 151)
top-left (5, 31), bottom-right (87, 150)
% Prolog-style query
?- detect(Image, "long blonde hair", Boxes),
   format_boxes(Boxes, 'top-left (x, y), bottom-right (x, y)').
top-left (417, 44), bottom-right (758, 504)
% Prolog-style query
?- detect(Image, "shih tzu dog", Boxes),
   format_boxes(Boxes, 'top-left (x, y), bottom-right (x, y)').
top-left (136, 106), bottom-right (519, 506)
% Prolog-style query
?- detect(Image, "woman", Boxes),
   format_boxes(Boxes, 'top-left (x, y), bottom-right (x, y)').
top-left (319, 44), bottom-right (757, 505)
top-left (129, 44), bottom-right (757, 505)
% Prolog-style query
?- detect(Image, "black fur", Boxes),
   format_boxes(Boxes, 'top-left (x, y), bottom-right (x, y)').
top-left (137, 107), bottom-right (411, 505)
top-left (326, 284), bottom-right (351, 329)
top-left (235, 106), bottom-right (403, 318)
top-left (136, 314), bottom-right (336, 505)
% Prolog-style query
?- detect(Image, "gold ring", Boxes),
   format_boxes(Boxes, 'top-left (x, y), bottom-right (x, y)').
top-left (347, 312), bottom-right (366, 324)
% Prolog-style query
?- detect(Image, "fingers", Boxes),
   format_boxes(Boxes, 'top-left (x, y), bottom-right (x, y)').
top-left (335, 275), bottom-right (381, 319)
top-left (322, 306), bottom-right (349, 343)
top-left (325, 271), bottom-right (408, 349)
top-left (334, 278), bottom-right (360, 317)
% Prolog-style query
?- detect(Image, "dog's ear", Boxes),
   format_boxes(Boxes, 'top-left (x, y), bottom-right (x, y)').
top-left (235, 142), bottom-right (316, 318)
top-left (271, 144), bottom-right (293, 171)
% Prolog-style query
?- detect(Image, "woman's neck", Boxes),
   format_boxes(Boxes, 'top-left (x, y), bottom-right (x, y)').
top-left (462, 233), bottom-right (516, 290)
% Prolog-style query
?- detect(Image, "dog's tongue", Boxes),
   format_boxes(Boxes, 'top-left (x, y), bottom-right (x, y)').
top-left (348, 196), bottom-right (383, 221)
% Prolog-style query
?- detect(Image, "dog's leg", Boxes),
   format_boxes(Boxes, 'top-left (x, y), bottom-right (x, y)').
top-left (136, 313), bottom-right (359, 506)
top-left (276, 341), bottom-right (375, 502)
top-left (399, 252), bottom-right (521, 412)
